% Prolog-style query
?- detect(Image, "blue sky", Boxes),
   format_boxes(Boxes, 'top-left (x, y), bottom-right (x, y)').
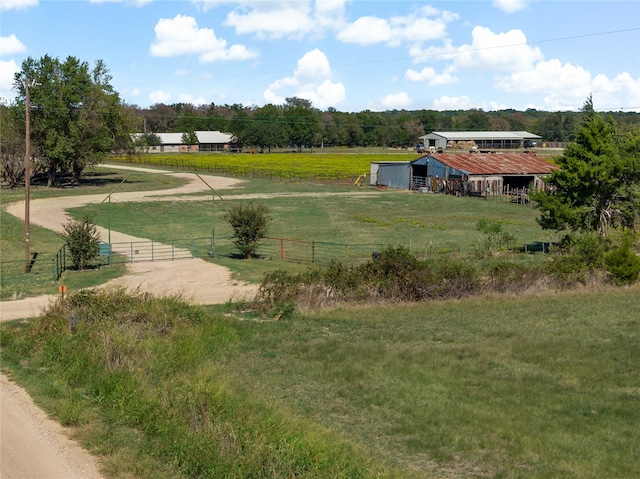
top-left (1, 0), bottom-right (639, 112)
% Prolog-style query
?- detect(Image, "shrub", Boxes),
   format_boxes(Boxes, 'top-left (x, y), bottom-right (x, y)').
top-left (546, 232), bottom-right (608, 286)
top-left (605, 235), bottom-right (640, 285)
top-left (224, 202), bottom-right (271, 259)
top-left (475, 218), bottom-right (517, 256)
top-left (488, 261), bottom-right (545, 293)
top-left (61, 215), bottom-right (100, 270)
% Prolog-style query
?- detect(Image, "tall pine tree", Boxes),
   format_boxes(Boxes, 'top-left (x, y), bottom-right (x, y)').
top-left (533, 96), bottom-right (640, 236)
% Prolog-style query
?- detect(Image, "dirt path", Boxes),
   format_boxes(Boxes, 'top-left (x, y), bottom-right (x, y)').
top-left (0, 165), bottom-right (379, 478)
top-left (1, 373), bottom-right (104, 479)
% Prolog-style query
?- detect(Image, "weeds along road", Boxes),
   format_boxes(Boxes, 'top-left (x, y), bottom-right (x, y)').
top-left (0, 165), bottom-right (380, 478)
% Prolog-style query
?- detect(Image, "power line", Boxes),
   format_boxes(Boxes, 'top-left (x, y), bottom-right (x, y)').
top-left (112, 27), bottom-right (640, 88)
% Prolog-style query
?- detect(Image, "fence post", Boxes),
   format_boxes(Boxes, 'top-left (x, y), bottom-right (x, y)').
top-left (52, 257), bottom-right (56, 281)
top-left (280, 238), bottom-right (284, 259)
top-left (151, 241), bottom-right (154, 261)
top-left (312, 241), bottom-right (315, 263)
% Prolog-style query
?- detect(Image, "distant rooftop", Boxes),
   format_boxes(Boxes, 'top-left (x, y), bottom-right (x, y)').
top-left (421, 131), bottom-right (541, 140)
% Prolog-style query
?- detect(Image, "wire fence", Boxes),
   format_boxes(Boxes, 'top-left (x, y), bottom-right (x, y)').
top-left (1, 235), bottom-right (384, 299)
top-left (213, 235), bottom-right (386, 264)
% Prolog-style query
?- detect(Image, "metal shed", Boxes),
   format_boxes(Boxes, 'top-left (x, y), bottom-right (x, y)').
top-left (372, 161), bottom-right (411, 189)
top-left (420, 131), bottom-right (541, 150)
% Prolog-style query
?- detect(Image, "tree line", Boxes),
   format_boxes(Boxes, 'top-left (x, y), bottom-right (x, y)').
top-left (131, 98), bottom-right (640, 150)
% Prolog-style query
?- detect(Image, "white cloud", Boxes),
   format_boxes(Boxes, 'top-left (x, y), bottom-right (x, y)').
top-left (0, 0), bottom-right (37, 11)
top-left (314, 0), bottom-right (347, 31)
top-left (496, 58), bottom-right (592, 110)
top-left (150, 14), bottom-right (258, 63)
top-left (178, 93), bottom-right (207, 105)
top-left (405, 67), bottom-right (456, 86)
top-left (175, 69), bottom-right (188, 77)
top-left (89, 0), bottom-right (152, 5)
top-left (592, 72), bottom-right (640, 112)
top-left (225, 2), bottom-right (314, 39)
top-left (449, 26), bottom-right (544, 73)
top-left (338, 7), bottom-right (457, 47)
top-left (0, 59), bottom-right (19, 97)
top-left (493, 0), bottom-right (528, 14)
top-left (379, 91), bottom-right (412, 110)
top-left (149, 90), bottom-right (171, 104)
top-left (0, 34), bottom-right (27, 56)
top-left (432, 95), bottom-right (505, 111)
top-left (337, 16), bottom-right (391, 45)
top-left (131, 88), bottom-right (141, 96)
top-left (264, 48), bottom-right (345, 109)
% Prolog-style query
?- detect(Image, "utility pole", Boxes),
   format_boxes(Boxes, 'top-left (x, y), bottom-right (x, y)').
top-left (24, 79), bottom-right (40, 273)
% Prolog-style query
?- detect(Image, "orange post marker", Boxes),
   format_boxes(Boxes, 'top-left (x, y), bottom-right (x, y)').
top-left (59, 285), bottom-right (67, 299)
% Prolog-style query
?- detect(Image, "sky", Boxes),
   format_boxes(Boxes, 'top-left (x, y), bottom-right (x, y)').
top-left (1, 0), bottom-right (639, 113)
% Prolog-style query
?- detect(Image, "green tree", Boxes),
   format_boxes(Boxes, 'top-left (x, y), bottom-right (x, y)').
top-left (460, 109), bottom-right (492, 131)
top-left (14, 55), bottom-right (129, 185)
top-left (284, 97), bottom-right (320, 150)
top-left (181, 130), bottom-right (199, 150)
top-left (243, 104), bottom-right (287, 152)
top-left (533, 111), bottom-right (576, 142)
top-left (62, 215), bottom-right (100, 270)
top-left (0, 103), bottom-right (27, 187)
top-left (225, 202), bottom-right (271, 259)
top-left (532, 96), bottom-right (640, 236)
top-left (134, 132), bottom-right (162, 153)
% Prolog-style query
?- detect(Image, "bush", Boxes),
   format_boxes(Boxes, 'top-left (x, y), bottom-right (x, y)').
top-left (475, 218), bottom-right (517, 256)
top-left (224, 202), bottom-right (271, 259)
top-left (61, 215), bottom-right (100, 270)
top-left (605, 235), bottom-right (640, 285)
top-left (546, 232), bottom-right (608, 286)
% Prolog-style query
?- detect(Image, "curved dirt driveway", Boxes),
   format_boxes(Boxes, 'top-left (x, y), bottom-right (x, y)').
top-left (1, 164), bottom-right (380, 478)
top-left (2, 165), bottom-right (259, 321)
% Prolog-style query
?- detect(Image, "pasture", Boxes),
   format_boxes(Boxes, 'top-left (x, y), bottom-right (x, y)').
top-left (67, 174), bottom-right (554, 284)
top-left (1, 284), bottom-right (638, 478)
top-left (2, 157), bottom-right (638, 478)
top-left (112, 149), bottom-right (418, 180)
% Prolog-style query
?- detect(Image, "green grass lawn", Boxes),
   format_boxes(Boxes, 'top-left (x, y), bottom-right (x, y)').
top-left (68, 185), bottom-right (553, 281)
top-left (211, 286), bottom-right (640, 477)
top-left (1, 285), bottom-right (638, 478)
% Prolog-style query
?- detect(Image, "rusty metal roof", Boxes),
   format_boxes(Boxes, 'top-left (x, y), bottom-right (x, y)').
top-left (424, 152), bottom-right (559, 175)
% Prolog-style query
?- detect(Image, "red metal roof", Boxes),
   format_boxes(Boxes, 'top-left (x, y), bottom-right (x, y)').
top-left (426, 152), bottom-right (559, 175)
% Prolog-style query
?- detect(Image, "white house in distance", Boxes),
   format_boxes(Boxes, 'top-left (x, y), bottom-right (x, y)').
top-left (420, 131), bottom-right (542, 150)
top-left (134, 130), bottom-right (238, 153)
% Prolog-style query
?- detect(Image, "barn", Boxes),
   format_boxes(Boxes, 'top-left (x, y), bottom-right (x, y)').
top-left (371, 152), bottom-right (558, 196)
top-left (136, 130), bottom-right (239, 153)
top-left (420, 131), bottom-right (541, 150)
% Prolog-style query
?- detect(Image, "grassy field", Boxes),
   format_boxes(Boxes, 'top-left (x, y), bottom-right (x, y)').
top-left (1, 285), bottom-right (638, 478)
top-left (68, 181), bottom-right (554, 282)
top-left (112, 149), bottom-right (419, 180)
top-left (111, 148), bottom-right (559, 182)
